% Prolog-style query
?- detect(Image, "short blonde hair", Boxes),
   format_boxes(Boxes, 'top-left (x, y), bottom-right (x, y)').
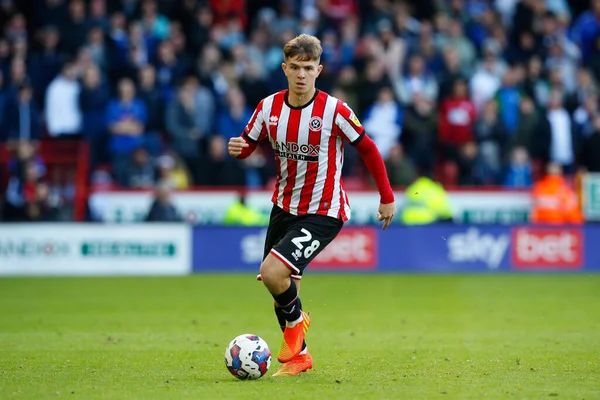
top-left (283, 34), bottom-right (323, 62)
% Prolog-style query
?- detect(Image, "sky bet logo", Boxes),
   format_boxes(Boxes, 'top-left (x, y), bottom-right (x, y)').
top-left (275, 141), bottom-right (320, 162)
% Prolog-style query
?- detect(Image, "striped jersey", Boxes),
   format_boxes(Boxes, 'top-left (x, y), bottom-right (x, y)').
top-left (242, 90), bottom-right (364, 222)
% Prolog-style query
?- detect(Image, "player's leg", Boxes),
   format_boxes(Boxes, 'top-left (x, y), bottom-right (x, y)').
top-left (260, 206), bottom-right (300, 337)
top-left (264, 214), bottom-right (343, 368)
top-left (260, 253), bottom-right (309, 364)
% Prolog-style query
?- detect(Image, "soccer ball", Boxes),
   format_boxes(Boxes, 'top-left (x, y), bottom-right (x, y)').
top-left (224, 334), bottom-right (271, 380)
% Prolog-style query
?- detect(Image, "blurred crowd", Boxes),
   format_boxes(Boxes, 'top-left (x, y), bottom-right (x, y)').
top-left (1, 0), bottom-right (600, 222)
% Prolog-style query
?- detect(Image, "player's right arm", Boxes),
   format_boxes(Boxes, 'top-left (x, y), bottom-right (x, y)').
top-left (228, 99), bottom-right (268, 159)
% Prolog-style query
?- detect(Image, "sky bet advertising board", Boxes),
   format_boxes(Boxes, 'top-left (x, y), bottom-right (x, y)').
top-left (191, 225), bottom-right (600, 273)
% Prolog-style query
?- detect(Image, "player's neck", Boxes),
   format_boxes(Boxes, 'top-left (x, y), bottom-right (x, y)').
top-left (287, 87), bottom-right (316, 108)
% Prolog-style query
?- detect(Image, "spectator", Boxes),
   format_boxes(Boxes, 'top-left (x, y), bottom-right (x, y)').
top-left (375, 19), bottom-right (407, 83)
top-left (3, 141), bottom-right (56, 222)
top-left (29, 26), bottom-right (66, 108)
top-left (456, 141), bottom-right (481, 186)
top-left (522, 56), bottom-right (551, 107)
top-left (587, 34), bottom-right (600, 82)
top-left (123, 147), bottom-right (155, 189)
top-left (538, 89), bottom-right (577, 173)
top-left (573, 93), bottom-right (599, 139)
top-left (512, 95), bottom-right (540, 157)
top-left (45, 61), bottom-right (82, 139)
top-left (395, 54), bottom-right (438, 106)
top-left (140, 0), bottom-right (170, 41)
top-left (188, 6), bottom-right (213, 56)
top-left (154, 39), bottom-right (188, 101)
top-left (79, 64), bottom-right (110, 167)
top-left (469, 46), bottom-right (503, 113)
top-left (565, 67), bottom-right (598, 113)
top-left (156, 152), bottom-right (191, 190)
top-left (545, 36), bottom-right (580, 94)
top-left (7, 57), bottom-right (30, 102)
top-left (60, 0), bottom-right (88, 56)
top-left (144, 180), bottom-right (182, 222)
top-left (569, 0), bottom-right (600, 62)
top-left (137, 65), bottom-right (164, 152)
top-left (580, 113), bottom-right (600, 173)
top-left (166, 81), bottom-right (204, 184)
top-left (402, 93), bottom-right (438, 177)
top-left (494, 67), bottom-right (522, 137)
top-left (438, 78), bottom-right (477, 163)
top-left (437, 47), bottom-right (464, 102)
top-left (240, 62), bottom-right (269, 110)
top-left (474, 100), bottom-right (506, 184)
top-left (211, 86), bottom-right (251, 186)
top-left (437, 18), bottom-right (477, 76)
top-left (356, 59), bottom-right (391, 117)
top-left (88, 0), bottom-right (110, 32)
top-left (85, 26), bottom-right (109, 70)
top-left (6, 84), bottom-right (42, 144)
top-left (106, 77), bottom-right (148, 182)
top-left (363, 86), bottom-right (404, 160)
top-left (504, 146), bottom-right (533, 188)
top-left (382, 144), bottom-right (417, 187)
top-left (107, 12), bottom-right (129, 79)
top-left (0, 70), bottom-right (7, 141)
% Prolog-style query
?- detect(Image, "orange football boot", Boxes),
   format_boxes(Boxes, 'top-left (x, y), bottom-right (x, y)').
top-left (273, 350), bottom-right (313, 377)
top-left (277, 311), bottom-right (311, 363)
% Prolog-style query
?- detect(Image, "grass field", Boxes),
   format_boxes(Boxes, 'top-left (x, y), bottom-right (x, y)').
top-left (0, 274), bottom-right (599, 400)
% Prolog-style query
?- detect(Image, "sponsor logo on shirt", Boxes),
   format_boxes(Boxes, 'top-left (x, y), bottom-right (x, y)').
top-left (275, 141), bottom-right (320, 162)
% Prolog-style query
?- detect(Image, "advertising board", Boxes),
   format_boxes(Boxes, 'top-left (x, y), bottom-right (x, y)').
top-left (511, 228), bottom-right (583, 270)
top-left (581, 173), bottom-right (600, 221)
top-left (89, 190), bottom-right (532, 225)
top-left (192, 225), bottom-right (600, 273)
top-left (0, 224), bottom-right (191, 276)
top-left (191, 226), bottom-right (378, 273)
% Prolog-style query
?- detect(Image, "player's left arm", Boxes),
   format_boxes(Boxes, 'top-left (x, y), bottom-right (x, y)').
top-left (335, 102), bottom-right (396, 230)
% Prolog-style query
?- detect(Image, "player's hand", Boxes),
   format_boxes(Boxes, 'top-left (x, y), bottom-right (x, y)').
top-left (377, 202), bottom-right (396, 231)
top-left (228, 137), bottom-right (249, 158)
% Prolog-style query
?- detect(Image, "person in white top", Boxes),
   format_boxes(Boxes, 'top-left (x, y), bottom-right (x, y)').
top-left (44, 61), bottom-right (82, 139)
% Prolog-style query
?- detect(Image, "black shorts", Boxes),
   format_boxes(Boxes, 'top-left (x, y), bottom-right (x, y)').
top-left (261, 205), bottom-right (343, 280)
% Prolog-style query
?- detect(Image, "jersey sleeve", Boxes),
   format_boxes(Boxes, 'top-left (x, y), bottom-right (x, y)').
top-left (334, 101), bottom-right (365, 144)
top-left (243, 100), bottom-right (268, 143)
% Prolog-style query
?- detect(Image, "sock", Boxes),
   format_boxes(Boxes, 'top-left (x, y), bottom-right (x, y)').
top-left (272, 280), bottom-right (302, 323)
top-left (274, 303), bottom-right (286, 332)
top-left (274, 299), bottom-right (307, 351)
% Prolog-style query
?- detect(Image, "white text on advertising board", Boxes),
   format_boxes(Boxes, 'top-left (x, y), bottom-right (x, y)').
top-left (447, 228), bottom-right (509, 269)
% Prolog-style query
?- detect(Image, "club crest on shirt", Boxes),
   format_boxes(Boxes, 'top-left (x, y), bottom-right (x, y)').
top-left (309, 116), bottom-right (323, 132)
top-left (350, 112), bottom-right (362, 127)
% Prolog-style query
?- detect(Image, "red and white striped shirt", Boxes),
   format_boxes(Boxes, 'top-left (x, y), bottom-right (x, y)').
top-left (243, 90), bottom-right (365, 222)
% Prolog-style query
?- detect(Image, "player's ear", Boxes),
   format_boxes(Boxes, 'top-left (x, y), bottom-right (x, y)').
top-left (281, 62), bottom-right (287, 75)
top-left (317, 64), bottom-right (323, 76)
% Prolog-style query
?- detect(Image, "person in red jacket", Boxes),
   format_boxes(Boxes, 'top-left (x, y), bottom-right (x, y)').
top-left (438, 78), bottom-right (477, 162)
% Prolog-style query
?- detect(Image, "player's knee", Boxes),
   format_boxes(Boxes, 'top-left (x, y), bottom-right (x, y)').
top-left (260, 256), bottom-right (290, 294)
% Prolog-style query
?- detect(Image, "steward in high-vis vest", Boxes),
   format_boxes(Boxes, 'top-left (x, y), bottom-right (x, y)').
top-left (224, 195), bottom-right (269, 226)
top-left (530, 163), bottom-right (583, 224)
top-left (401, 177), bottom-right (453, 225)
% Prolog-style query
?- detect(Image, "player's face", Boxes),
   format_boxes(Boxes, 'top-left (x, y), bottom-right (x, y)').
top-left (282, 56), bottom-right (322, 96)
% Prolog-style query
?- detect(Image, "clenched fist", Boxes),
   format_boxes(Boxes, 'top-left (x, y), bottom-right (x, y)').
top-left (228, 136), bottom-right (249, 158)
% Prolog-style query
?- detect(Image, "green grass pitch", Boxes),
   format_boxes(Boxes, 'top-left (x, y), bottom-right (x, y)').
top-left (0, 274), bottom-right (599, 400)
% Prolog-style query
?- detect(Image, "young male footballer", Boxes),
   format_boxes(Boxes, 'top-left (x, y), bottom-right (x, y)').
top-left (228, 34), bottom-right (396, 376)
